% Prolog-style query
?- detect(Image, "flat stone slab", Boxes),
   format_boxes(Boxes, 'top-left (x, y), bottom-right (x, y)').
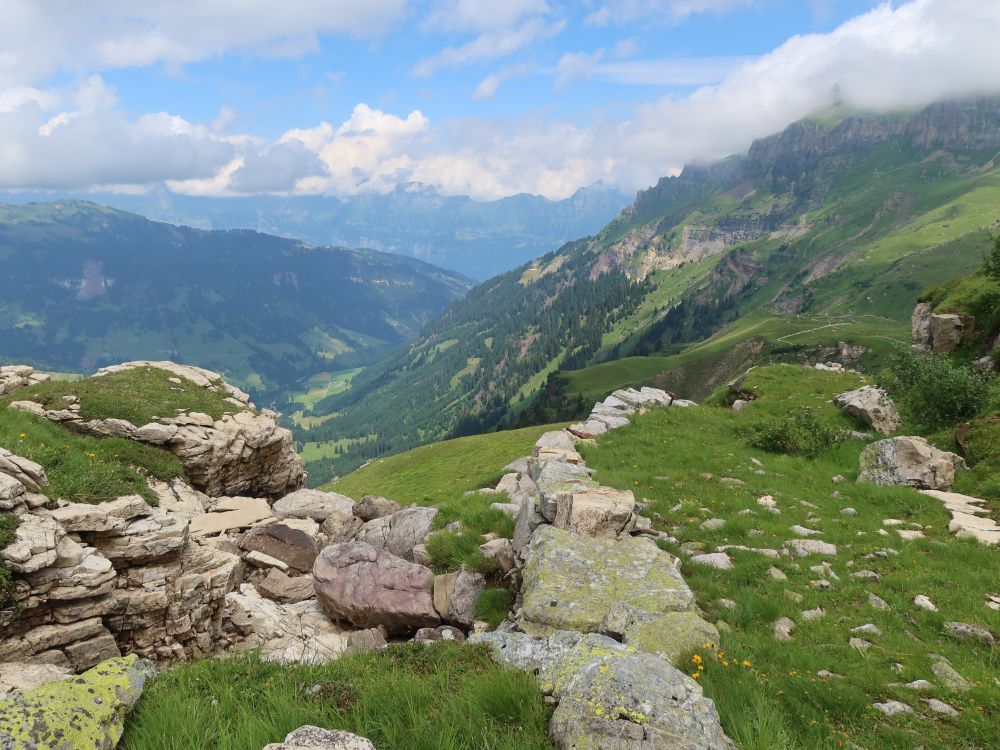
top-left (521, 526), bottom-right (695, 634)
top-left (189, 498), bottom-right (275, 535)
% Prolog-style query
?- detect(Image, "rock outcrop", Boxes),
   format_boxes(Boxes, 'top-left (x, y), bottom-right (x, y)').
top-left (859, 436), bottom-right (966, 490)
top-left (9, 361), bottom-right (305, 499)
top-left (0, 654), bottom-right (155, 750)
top-left (833, 386), bottom-right (901, 435)
top-left (912, 302), bottom-right (970, 354)
top-left (0, 365), bottom-right (50, 396)
top-left (471, 631), bottom-right (734, 750)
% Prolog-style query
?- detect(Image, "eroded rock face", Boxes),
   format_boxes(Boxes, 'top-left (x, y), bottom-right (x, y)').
top-left (0, 448), bottom-right (48, 492)
top-left (834, 386), bottom-right (901, 435)
top-left (859, 437), bottom-right (966, 491)
top-left (520, 526), bottom-right (695, 635)
top-left (313, 542), bottom-right (439, 634)
top-left (471, 631), bottom-right (734, 750)
top-left (0, 654), bottom-right (155, 750)
top-left (0, 364), bottom-right (50, 396)
top-left (239, 520), bottom-right (321, 574)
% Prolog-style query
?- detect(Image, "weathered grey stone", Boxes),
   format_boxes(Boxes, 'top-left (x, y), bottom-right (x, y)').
top-left (873, 700), bottom-right (913, 716)
top-left (313, 542), bottom-right (439, 634)
top-left (352, 495), bottom-right (401, 521)
top-left (346, 628), bottom-right (388, 653)
top-left (0, 662), bottom-right (72, 699)
top-left (834, 386), bottom-right (901, 435)
top-left (257, 570), bottom-right (316, 604)
top-left (0, 473), bottom-right (26, 511)
top-left (931, 659), bottom-right (972, 691)
top-left (188, 497), bottom-right (275, 535)
top-left (478, 538), bottom-right (515, 572)
top-left (90, 510), bottom-right (188, 563)
top-left (353, 507), bottom-right (437, 561)
top-left (520, 526), bottom-right (694, 634)
top-left (433, 568), bottom-right (486, 627)
top-left (784, 539), bottom-right (837, 557)
top-left (943, 621), bottom-right (996, 647)
top-left (773, 617), bottom-right (795, 642)
top-left (274, 489), bottom-right (354, 522)
top-left (622, 612), bottom-right (720, 667)
top-left (264, 725), bottom-right (376, 750)
top-left (859, 437), bottom-right (966, 491)
top-left (46, 496), bottom-right (151, 533)
top-left (553, 485), bottom-right (636, 539)
top-left (2, 513), bottom-right (65, 574)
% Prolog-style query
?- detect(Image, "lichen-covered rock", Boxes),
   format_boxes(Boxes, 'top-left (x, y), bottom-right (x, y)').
top-left (520, 526), bottom-right (695, 635)
top-left (553, 485), bottom-right (637, 539)
top-left (622, 612), bottom-right (721, 667)
top-left (859, 436), bottom-right (966, 490)
top-left (833, 386), bottom-right (901, 435)
top-left (313, 542), bottom-right (439, 634)
top-left (470, 630), bottom-right (733, 750)
top-left (264, 725), bottom-right (377, 750)
top-left (0, 654), bottom-right (155, 750)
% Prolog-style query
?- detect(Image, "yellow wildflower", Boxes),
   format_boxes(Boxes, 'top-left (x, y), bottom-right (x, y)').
top-left (742, 660), bottom-right (751, 668)
top-left (690, 673), bottom-right (700, 679)
top-left (18, 432), bottom-right (26, 438)
top-left (691, 654), bottom-right (703, 665)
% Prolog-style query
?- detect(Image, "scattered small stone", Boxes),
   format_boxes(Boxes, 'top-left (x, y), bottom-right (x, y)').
top-left (883, 519), bottom-right (905, 527)
top-left (897, 529), bottom-right (926, 541)
top-left (679, 541), bottom-right (706, 555)
top-left (773, 617), bottom-right (795, 642)
top-left (891, 663), bottom-right (905, 674)
top-left (810, 562), bottom-right (837, 579)
top-left (757, 495), bottom-right (777, 509)
top-left (720, 477), bottom-right (746, 485)
top-left (832, 475), bottom-right (846, 484)
top-left (817, 670), bottom-right (843, 679)
top-left (801, 607), bottom-right (825, 621)
top-left (851, 570), bottom-right (880, 582)
top-left (800, 500), bottom-right (820, 509)
top-left (785, 539), bottom-right (837, 557)
top-left (750, 457), bottom-right (763, 467)
top-left (700, 518), bottom-right (726, 531)
top-left (811, 579), bottom-right (832, 590)
top-left (877, 529), bottom-right (889, 537)
top-left (913, 595), bottom-right (938, 612)
top-left (849, 637), bottom-right (872, 651)
top-left (987, 594), bottom-right (1000, 612)
top-left (930, 660), bottom-right (971, 692)
top-left (691, 552), bottom-right (734, 570)
top-left (784, 589), bottom-right (803, 603)
top-left (717, 598), bottom-right (737, 611)
top-left (943, 621), bottom-right (996, 647)
top-left (873, 700), bottom-right (913, 716)
top-left (868, 593), bottom-right (890, 611)
top-left (790, 525), bottom-right (821, 537)
top-left (767, 566), bottom-right (788, 581)
top-left (901, 680), bottom-right (933, 691)
top-left (851, 623), bottom-right (882, 637)
top-left (840, 507), bottom-right (858, 517)
top-left (923, 698), bottom-right (959, 717)
top-left (747, 528), bottom-right (764, 536)
top-left (700, 472), bottom-right (715, 480)
top-left (737, 508), bottom-right (756, 516)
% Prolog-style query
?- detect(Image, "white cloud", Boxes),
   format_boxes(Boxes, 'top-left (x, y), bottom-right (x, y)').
top-left (0, 0), bottom-right (409, 89)
top-left (586, 0), bottom-right (754, 26)
top-left (414, 17), bottom-right (566, 77)
top-left (555, 54), bottom-right (751, 89)
top-left (423, 0), bottom-right (551, 32)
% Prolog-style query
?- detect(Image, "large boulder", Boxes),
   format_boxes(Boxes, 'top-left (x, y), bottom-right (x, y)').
top-left (273, 489), bottom-right (354, 522)
top-left (859, 436), bottom-right (966, 491)
top-left (833, 386), bottom-right (901, 435)
top-left (471, 631), bottom-right (734, 750)
top-left (313, 542), bottom-right (439, 634)
top-left (352, 495), bottom-right (401, 521)
top-left (553, 485), bottom-right (637, 539)
top-left (520, 526), bottom-right (695, 635)
top-left (353, 506), bottom-right (437, 561)
top-left (0, 654), bottom-right (155, 750)
top-left (911, 303), bottom-right (969, 354)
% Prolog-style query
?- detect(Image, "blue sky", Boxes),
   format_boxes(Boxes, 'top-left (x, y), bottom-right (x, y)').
top-left (1, 1), bottom-right (998, 199)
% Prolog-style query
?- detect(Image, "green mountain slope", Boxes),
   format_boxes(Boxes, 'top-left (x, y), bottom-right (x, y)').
top-left (0, 201), bottom-right (472, 399)
top-left (299, 97), bottom-right (1000, 481)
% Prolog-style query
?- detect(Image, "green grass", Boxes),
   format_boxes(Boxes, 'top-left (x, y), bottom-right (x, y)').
top-left (0, 407), bottom-right (184, 505)
top-left (579, 364), bottom-right (999, 750)
top-left (4, 366), bottom-right (241, 426)
top-left (122, 644), bottom-right (553, 750)
top-left (0, 512), bottom-right (18, 608)
top-left (475, 589), bottom-right (516, 629)
top-left (329, 423), bottom-right (566, 573)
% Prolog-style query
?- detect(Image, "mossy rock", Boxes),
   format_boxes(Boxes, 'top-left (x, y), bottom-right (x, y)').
top-left (0, 654), bottom-right (156, 749)
top-left (623, 611), bottom-right (721, 667)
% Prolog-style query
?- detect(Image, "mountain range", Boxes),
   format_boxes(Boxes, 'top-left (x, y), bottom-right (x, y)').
top-left (0, 201), bottom-right (471, 398)
top-left (301, 97), bottom-right (1000, 482)
top-left (0, 183), bottom-right (631, 280)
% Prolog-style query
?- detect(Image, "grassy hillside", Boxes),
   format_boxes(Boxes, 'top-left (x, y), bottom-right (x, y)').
top-left (581, 365), bottom-right (999, 750)
top-left (0, 201), bottom-right (471, 402)
top-left (299, 98), bottom-right (1000, 476)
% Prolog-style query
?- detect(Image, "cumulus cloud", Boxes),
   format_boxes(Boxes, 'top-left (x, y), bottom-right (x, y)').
top-left (0, 0), bottom-right (408, 89)
top-left (555, 53), bottom-right (751, 89)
